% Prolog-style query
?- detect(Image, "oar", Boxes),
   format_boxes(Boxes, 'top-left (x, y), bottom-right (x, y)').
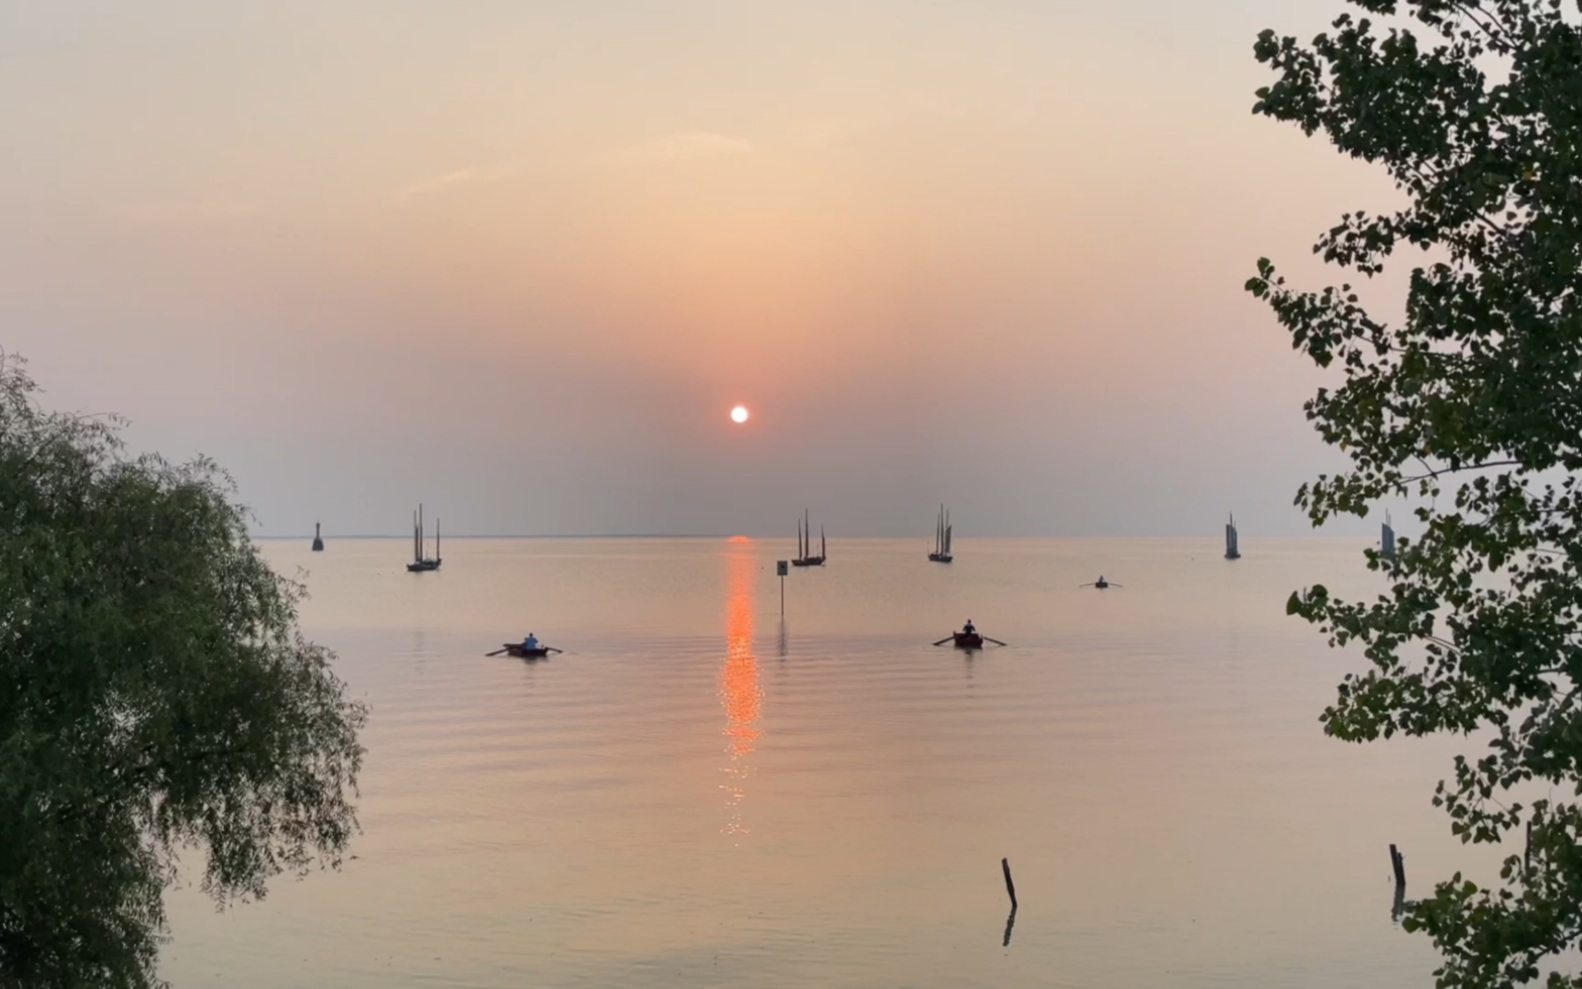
top-left (932, 636), bottom-right (955, 646)
top-left (983, 636), bottom-right (1008, 646)
top-left (545, 647), bottom-right (564, 654)
top-left (486, 648), bottom-right (509, 657)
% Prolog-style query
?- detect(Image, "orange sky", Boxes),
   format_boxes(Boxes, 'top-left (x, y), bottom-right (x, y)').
top-left (0, 0), bottom-right (1411, 536)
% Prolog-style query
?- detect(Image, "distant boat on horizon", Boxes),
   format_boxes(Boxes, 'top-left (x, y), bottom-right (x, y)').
top-left (792, 509), bottom-right (826, 567)
top-left (312, 521), bottom-right (324, 552)
top-left (1224, 514), bottom-right (1241, 560)
top-left (1382, 512), bottom-right (1396, 560)
top-left (407, 504), bottom-right (442, 572)
top-left (928, 505), bottom-right (954, 563)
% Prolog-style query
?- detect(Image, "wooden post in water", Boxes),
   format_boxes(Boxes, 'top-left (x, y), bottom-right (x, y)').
top-left (1389, 844), bottom-right (1406, 889)
top-left (1001, 857), bottom-right (1018, 911)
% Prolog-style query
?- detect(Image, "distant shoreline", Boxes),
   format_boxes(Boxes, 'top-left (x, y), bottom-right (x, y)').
top-left (252, 533), bottom-right (1379, 542)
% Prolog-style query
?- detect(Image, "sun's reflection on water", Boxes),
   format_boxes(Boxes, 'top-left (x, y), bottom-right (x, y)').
top-left (719, 538), bottom-right (762, 837)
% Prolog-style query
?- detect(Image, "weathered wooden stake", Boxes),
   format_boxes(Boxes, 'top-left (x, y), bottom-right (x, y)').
top-left (1001, 857), bottom-right (1018, 911)
top-left (1389, 844), bottom-right (1406, 889)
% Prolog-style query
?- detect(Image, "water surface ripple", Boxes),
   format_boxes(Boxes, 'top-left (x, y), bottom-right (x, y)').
top-left (160, 537), bottom-right (1480, 987)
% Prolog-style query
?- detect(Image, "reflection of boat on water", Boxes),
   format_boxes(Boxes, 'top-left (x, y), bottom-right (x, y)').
top-left (407, 503), bottom-right (441, 572)
top-left (928, 505), bottom-right (954, 563)
top-left (792, 509), bottom-right (826, 567)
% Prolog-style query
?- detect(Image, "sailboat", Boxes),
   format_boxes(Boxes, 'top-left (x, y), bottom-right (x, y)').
top-left (791, 509), bottom-right (826, 567)
top-left (311, 522), bottom-right (324, 552)
top-left (1224, 514), bottom-right (1241, 560)
top-left (406, 503), bottom-right (442, 572)
top-left (1381, 512), bottom-right (1396, 560)
top-left (929, 505), bottom-right (954, 563)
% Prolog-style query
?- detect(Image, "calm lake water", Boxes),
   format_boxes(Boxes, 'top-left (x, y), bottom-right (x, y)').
top-left (159, 537), bottom-right (1491, 987)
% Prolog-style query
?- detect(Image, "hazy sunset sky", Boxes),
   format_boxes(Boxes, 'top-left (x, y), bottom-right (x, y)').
top-left (1, 0), bottom-right (1413, 537)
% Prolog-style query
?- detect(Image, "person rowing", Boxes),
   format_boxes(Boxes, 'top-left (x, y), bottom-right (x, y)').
top-left (1080, 576), bottom-right (1123, 589)
top-left (932, 621), bottom-right (1005, 647)
top-left (522, 632), bottom-right (540, 650)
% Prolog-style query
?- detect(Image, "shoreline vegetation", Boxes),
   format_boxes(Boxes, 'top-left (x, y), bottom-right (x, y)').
top-left (0, 352), bottom-right (367, 988)
top-left (1251, 1), bottom-right (1582, 984)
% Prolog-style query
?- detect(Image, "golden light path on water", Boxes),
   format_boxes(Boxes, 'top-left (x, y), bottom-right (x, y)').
top-left (154, 537), bottom-right (1482, 987)
top-left (719, 537), bottom-right (762, 837)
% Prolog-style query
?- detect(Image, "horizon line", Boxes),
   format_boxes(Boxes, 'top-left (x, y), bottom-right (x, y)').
top-left (252, 532), bottom-right (1352, 541)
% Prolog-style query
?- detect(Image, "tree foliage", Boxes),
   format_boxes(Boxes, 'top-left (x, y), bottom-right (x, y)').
top-left (1250, 1), bottom-right (1582, 984)
top-left (0, 353), bottom-right (366, 987)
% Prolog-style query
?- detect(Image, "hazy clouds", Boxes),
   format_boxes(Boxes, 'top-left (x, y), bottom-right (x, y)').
top-left (1, 0), bottom-right (1405, 537)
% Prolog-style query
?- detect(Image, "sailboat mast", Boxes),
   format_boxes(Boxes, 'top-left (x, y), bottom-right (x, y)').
top-left (821, 525), bottom-right (826, 560)
top-left (436, 517), bottom-right (441, 561)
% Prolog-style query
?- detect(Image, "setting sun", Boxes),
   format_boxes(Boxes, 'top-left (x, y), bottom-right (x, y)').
top-left (730, 406), bottom-right (749, 424)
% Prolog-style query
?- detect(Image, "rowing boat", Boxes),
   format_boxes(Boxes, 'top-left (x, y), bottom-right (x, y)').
top-left (503, 643), bottom-right (553, 658)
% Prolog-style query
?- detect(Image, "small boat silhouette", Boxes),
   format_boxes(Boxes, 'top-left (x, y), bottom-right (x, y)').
top-left (928, 505), bottom-right (954, 563)
top-left (792, 509), bottom-right (826, 566)
top-left (407, 504), bottom-right (441, 572)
